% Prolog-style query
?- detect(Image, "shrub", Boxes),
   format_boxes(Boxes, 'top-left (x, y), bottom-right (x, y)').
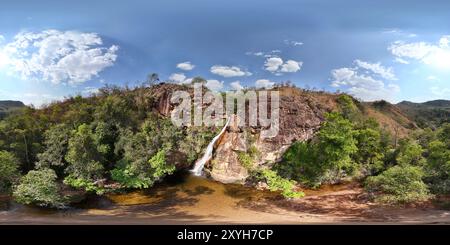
top-left (255, 169), bottom-right (304, 199)
top-left (63, 175), bottom-right (105, 195)
top-left (13, 168), bottom-right (65, 208)
top-left (365, 165), bottom-right (431, 204)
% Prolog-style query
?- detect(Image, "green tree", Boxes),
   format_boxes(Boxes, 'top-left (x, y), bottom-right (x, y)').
top-left (354, 128), bottom-right (382, 165)
top-left (396, 139), bottom-right (426, 166)
top-left (0, 151), bottom-right (20, 192)
top-left (424, 123), bottom-right (450, 194)
top-left (279, 112), bottom-right (358, 187)
top-left (315, 112), bottom-right (358, 180)
top-left (65, 124), bottom-right (105, 184)
top-left (35, 124), bottom-right (71, 169)
top-left (336, 94), bottom-right (362, 122)
top-left (13, 168), bottom-right (64, 208)
top-left (179, 127), bottom-right (217, 164)
top-left (111, 148), bottom-right (175, 189)
top-left (0, 108), bottom-right (44, 171)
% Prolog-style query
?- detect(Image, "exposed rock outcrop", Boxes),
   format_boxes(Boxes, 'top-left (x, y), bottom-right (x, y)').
top-left (208, 87), bottom-right (335, 183)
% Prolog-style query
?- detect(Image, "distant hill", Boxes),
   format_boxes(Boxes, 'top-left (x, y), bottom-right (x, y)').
top-left (0, 100), bottom-right (25, 119)
top-left (397, 100), bottom-right (450, 128)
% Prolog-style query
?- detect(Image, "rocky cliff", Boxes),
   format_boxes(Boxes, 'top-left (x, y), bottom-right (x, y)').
top-left (209, 87), bottom-right (336, 183)
top-left (147, 84), bottom-right (415, 184)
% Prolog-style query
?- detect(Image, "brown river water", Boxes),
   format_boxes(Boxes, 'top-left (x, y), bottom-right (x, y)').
top-left (1, 171), bottom-right (449, 224)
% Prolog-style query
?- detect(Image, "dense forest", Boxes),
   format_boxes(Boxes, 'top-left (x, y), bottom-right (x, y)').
top-left (0, 81), bottom-right (449, 208)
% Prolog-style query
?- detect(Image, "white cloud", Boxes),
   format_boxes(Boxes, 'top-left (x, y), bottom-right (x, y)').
top-left (354, 59), bottom-right (397, 80)
top-left (230, 80), bottom-right (244, 91)
top-left (255, 79), bottom-right (275, 89)
top-left (176, 61), bottom-right (195, 71)
top-left (389, 36), bottom-right (450, 69)
top-left (0, 29), bottom-right (118, 84)
top-left (169, 73), bottom-right (187, 83)
top-left (264, 57), bottom-right (283, 72)
top-left (245, 51), bottom-right (264, 56)
top-left (389, 41), bottom-right (436, 60)
top-left (82, 86), bottom-right (99, 95)
top-left (439, 36), bottom-right (450, 48)
top-left (331, 64), bottom-right (400, 102)
top-left (280, 60), bottom-right (303, 73)
top-left (205, 79), bottom-right (224, 91)
top-left (382, 29), bottom-right (417, 38)
top-left (264, 57), bottom-right (302, 73)
top-left (0, 35), bottom-right (4, 44)
top-left (330, 68), bottom-right (356, 87)
top-left (284, 39), bottom-right (303, 46)
top-left (394, 57), bottom-right (409, 64)
top-left (210, 65), bottom-right (252, 77)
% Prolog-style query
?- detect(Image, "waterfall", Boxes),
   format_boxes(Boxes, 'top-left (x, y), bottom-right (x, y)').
top-left (190, 117), bottom-right (231, 176)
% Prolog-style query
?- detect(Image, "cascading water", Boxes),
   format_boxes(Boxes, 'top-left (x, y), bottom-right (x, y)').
top-left (190, 117), bottom-right (231, 176)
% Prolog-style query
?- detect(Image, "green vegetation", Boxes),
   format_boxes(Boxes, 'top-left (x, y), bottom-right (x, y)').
top-left (254, 169), bottom-right (304, 199)
top-left (278, 112), bottom-right (358, 187)
top-left (365, 165), bottom-right (431, 204)
top-left (237, 138), bottom-right (303, 199)
top-left (278, 95), bottom-right (449, 205)
top-left (0, 85), bottom-right (448, 207)
top-left (0, 83), bottom-right (216, 207)
top-left (0, 100), bottom-right (25, 120)
top-left (0, 151), bottom-right (20, 192)
top-left (397, 100), bottom-right (450, 128)
top-left (13, 168), bottom-right (65, 208)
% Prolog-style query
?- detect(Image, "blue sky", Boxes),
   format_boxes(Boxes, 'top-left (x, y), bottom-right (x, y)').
top-left (0, 0), bottom-right (449, 106)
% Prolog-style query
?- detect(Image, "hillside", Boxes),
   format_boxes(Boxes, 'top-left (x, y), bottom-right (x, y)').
top-left (397, 100), bottom-right (450, 128)
top-left (0, 100), bottom-right (25, 119)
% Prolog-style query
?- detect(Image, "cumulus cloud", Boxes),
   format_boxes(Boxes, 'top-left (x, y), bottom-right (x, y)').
top-left (230, 80), bottom-right (244, 90)
top-left (331, 62), bottom-right (400, 102)
top-left (210, 65), bottom-right (252, 77)
top-left (0, 35), bottom-right (4, 44)
top-left (281, 60), bottom-right (303, 73)
top-left (0, 29), bottom-right (118, 84)
top-left (354, 59), bottom-right (397, 80)
top-left (176, 61), bottom-right (195, 71)
top-left (264, 57), bottom-right (283, 72)
top-left (255, 79), bottom-right (275, 88)
top-left (264, 57), bottom-right (302, 73)
top-left (389, 36), bottom-right (450, 69)
top-left (205, 79), bottom-right (224, 91)
top-left (169, 73), bottom-right (187, 83)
